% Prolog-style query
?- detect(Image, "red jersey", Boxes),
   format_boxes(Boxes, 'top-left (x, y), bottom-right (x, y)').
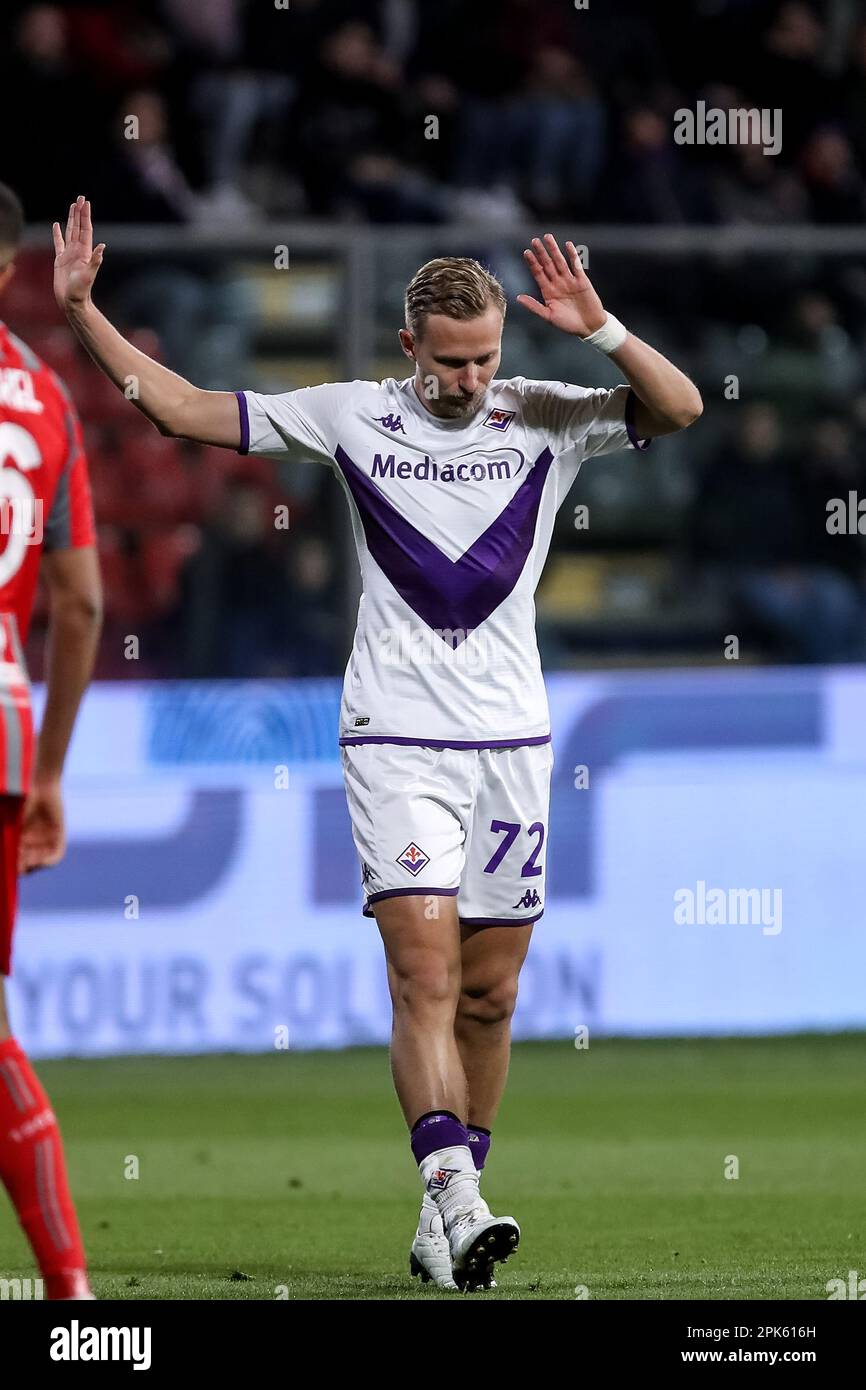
top-left (0, 321), bottom-right (96, 796)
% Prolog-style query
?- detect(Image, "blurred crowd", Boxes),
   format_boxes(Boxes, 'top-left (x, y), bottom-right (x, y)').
top-left (541, 258), bottom-right (866, 666)
top-left (3, 0), bottom-right (866, 226)
top-left (682, 401), bottom-right (866, 664)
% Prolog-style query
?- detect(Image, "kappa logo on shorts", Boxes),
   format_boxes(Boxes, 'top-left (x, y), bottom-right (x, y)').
top-left (427, 1167), bottom-right (459, 1191)
top-left (512, 888), bottom-right (542, 910)
top-left (396, 842), bottom-right (430, 876)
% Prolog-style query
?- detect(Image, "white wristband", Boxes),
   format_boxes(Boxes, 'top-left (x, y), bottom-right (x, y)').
top-left (581, 313), bottom-right (627, 354)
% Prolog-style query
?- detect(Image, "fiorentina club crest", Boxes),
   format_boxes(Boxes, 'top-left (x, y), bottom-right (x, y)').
top-left (482, 407), bottom-right (515, 431)
top-left (427, 1167), bottom-right (459, 1191)
top-left (397, 842), bottom-right (430, 876)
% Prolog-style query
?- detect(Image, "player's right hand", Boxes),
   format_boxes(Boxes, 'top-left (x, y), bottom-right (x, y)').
top-left (52, 196), bottom-right (106, 312)
top-left (18, 776), bottom-right (67, 874)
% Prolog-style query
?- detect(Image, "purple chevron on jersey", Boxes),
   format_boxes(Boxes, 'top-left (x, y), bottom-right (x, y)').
top-left (334, 444), bottom-right (555, 642)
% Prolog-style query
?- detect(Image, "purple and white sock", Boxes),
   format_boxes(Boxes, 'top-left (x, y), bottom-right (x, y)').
top-left (467, 1124), bottom-right (491, 1170)
top-left (411, 1111), bottom-right (479, 1221)
top-left (410, 1110), bottom-right (468, 1165)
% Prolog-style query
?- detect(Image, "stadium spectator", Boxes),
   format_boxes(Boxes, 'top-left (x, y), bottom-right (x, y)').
top-left (292, 21), bottom-right (405, 216)
top-left (800, 415), bottom-right (866, 584)
top-left (778, 292), bottom-right (862, 407)
top-left (89, 88), bottom-right (202, 224)
top-left (84, 89), bottom-right (254, 385)
top-left (687, 404), bottom-right (864, 663)
top-left (160, 0), bottom-right (295, 219)
top-left (62, 0), bottom-right (171, 96)
top-left (4, 0), bottom-right (866, 227)
top-left (176, 479), bottom-right (294, 679)
top-left (602, 107), bottom-right (714, 223)
top-left (800, 127), bottom-right (866, 223)
top-left (738, 1), bottom-right (839, 155)
top-left (0, 5), bottom-right (96, 220)
top-left (280, 535), bottom-right (343, 677)
top-left (844, 18), bottom-right (866, 168)
top-left (507, 48), bottom-right (606, 217)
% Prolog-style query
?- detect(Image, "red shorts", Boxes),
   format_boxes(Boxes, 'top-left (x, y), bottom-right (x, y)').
top-left (0, 795), bottom-right (24, 976)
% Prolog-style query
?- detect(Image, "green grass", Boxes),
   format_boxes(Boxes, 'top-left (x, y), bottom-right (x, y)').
top-left (1, 1036), bottom-right (864, 1300)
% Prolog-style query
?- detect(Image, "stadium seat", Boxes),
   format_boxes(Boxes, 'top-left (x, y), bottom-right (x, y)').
top-left (140, 526), bottom-right (201, 613)
top-left (128, 435), bottom-right (193, 525)
top-left (1, 251), bottom-right (58, 328)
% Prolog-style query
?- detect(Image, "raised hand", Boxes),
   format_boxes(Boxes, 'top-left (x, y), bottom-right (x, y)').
top-left (52, 196), bottom-right (105, 313)
top-left (518, 234), bottom-right (608, 338)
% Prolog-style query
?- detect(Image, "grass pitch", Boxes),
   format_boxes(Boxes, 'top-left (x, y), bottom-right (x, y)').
top-left (1, 1035), bottom-right (863, 1300)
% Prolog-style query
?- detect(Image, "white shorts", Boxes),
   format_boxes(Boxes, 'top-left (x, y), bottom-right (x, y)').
top-left (340, 741), bottom-right (553, 926)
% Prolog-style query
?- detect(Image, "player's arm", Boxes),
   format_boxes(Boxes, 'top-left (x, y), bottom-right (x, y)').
top-left (519, 234), bottom-right (703, 438)
top-left (53, 197), bottom-right (240, 447)
top-left (606, 333), bottom-right (702, 438)
top-left (19, 547), bottom-right (102, 872)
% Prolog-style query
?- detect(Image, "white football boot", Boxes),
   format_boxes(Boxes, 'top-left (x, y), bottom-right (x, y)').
top-left (409, 1192), bottom-right (458, 1289)
top-left (446, 1197), bottom-right (520, 1291)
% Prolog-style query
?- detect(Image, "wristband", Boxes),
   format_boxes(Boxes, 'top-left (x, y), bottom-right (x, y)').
top-left (581, 313), bottom-right (627, 354)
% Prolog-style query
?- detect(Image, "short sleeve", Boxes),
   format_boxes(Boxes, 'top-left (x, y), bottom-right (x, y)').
top-left (236, 382), bottom-right (356, 466)
top-left (519, 379), bottom-right (652, 461)
top-left (43, 394), bottom-right (96, 552)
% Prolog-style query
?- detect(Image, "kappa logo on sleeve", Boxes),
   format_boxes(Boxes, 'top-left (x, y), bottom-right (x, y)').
top-left (396, 842), bottom-right (430, 876)
top-left (482, 407), bottom-right (516, 432)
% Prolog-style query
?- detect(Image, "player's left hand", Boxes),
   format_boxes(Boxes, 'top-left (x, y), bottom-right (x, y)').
top-left (518, 235), bottom-right (608, 337)
top-left (18, 778), bottom-right (66, 874)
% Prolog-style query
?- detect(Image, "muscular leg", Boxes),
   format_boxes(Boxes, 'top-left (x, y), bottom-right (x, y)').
top-left (0, 975), bottom-right (91, 1298)
top-left (383, 900), bottom-right (525, 1287)
top-left (376, 894), bottom-right (468, 1126)
top-left (455, 923), bottom-right (533, 1131)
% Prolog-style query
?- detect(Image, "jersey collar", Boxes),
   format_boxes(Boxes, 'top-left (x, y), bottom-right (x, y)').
top-left (399, 375), bottom-right (492, 430)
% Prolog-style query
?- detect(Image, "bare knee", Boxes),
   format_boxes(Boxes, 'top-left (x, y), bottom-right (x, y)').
top-left (458, 977), bottom-right (518, 1027)
top-left (377, 896), bottom-right (462, 1025)
top-left (0, 977), bottom-right (10, 1040)
top-left (391, 959), bottom-right (461, 1021)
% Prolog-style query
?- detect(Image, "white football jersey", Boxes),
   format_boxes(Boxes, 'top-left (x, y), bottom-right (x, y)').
top-left (236, 375), bottom-right (649, 747)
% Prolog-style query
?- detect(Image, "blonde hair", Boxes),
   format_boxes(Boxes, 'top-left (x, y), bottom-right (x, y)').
top-left (404, 257), bottom-right (506, 339)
